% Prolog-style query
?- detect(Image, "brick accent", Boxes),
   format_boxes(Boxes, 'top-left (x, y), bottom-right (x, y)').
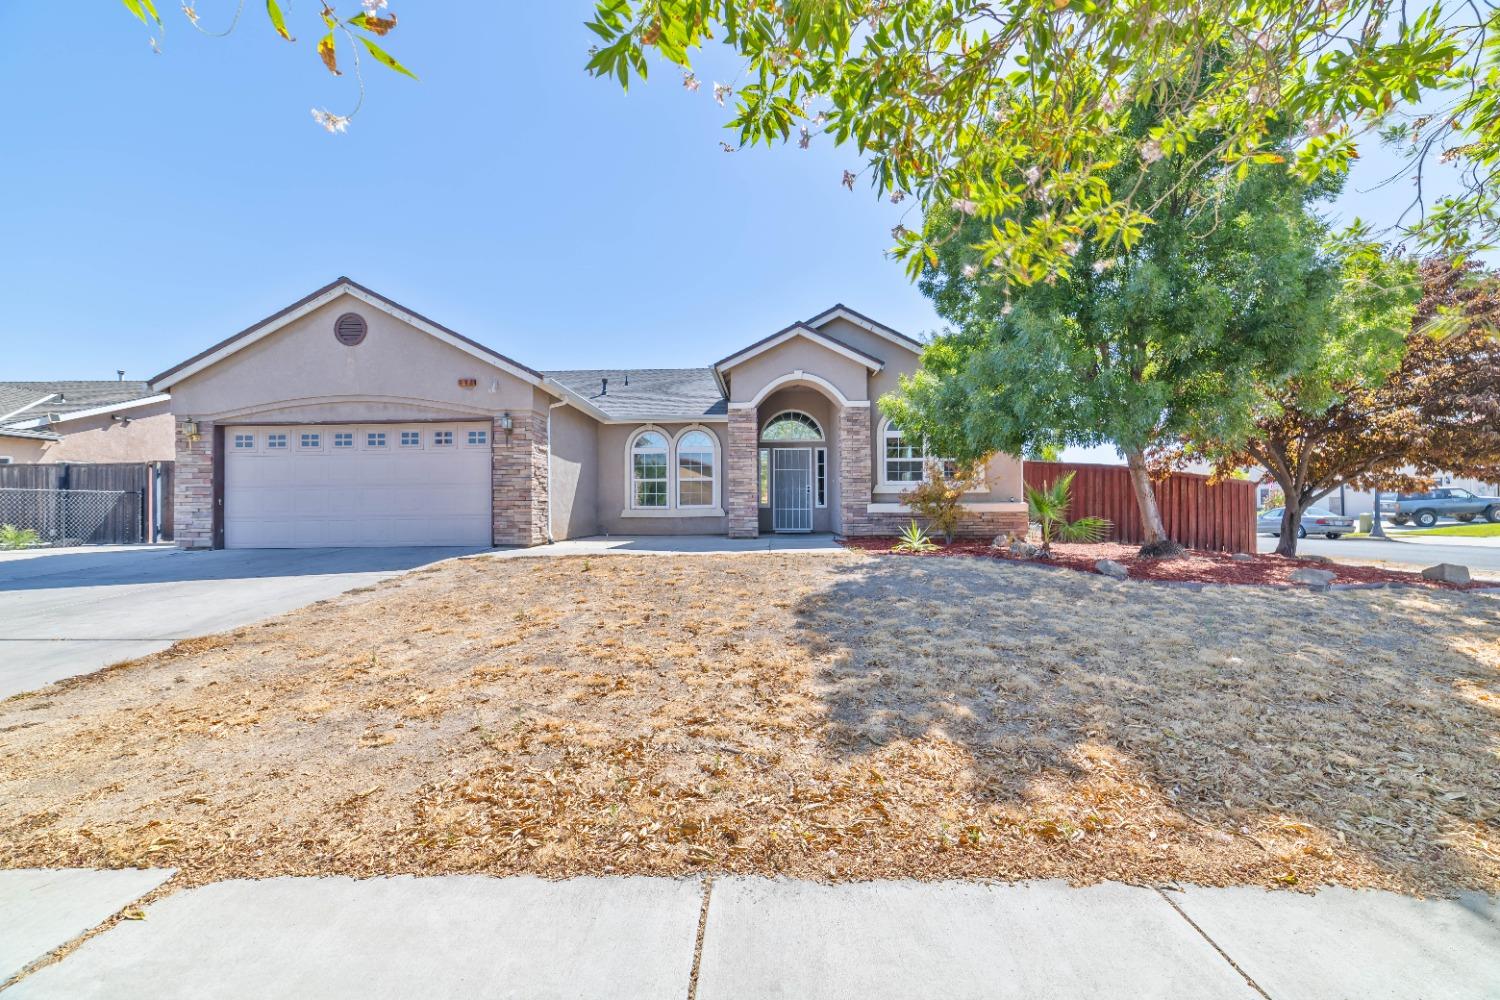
top-left (836, 405), bottom-right (872, 535)
top-left (174, 419), bottom-right (215, 549)
top-left (491, 410), bottom-right (549, 546)
top-left (726, 407), bottom-right (759, 538)
top-left (849, 508), bottom-right (1029, 540)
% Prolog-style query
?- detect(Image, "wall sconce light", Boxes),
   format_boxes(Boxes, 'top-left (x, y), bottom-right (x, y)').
top-left (498, 412), bottom-right (514, 438)
top-left (182, 418), bottom-right (200, 441)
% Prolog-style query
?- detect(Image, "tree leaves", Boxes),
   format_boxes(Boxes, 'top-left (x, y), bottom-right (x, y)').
top-left (318, 32), bottom-right (339, 76)
top-left (356, 35), bottom-right (417, 81)
top-left (266, 0), bottom-right (292, 41)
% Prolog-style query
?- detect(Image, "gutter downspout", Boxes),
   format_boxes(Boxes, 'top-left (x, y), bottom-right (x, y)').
top-left (547, 399), bottom-right (569, 544)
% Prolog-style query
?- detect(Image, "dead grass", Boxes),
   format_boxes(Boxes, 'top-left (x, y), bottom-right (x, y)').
top-left (1, 552), bottom-right (1497, 895)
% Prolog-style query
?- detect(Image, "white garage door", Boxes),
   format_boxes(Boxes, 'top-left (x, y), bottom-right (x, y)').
top-left (224, 423), bottom-right (492, 548)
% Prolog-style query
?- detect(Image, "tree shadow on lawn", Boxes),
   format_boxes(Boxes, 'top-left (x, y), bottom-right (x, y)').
top-left (792, 554), bottom-right (1500, 894)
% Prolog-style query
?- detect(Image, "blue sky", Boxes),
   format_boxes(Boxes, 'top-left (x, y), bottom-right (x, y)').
top-left (0, 3), bottom-right (1476, 384)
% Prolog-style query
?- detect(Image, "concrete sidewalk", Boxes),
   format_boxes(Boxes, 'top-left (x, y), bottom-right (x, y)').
top-left (484, 533), bottom-right (846, 557)
top-left (3, 870), bottom-right (1495, 999)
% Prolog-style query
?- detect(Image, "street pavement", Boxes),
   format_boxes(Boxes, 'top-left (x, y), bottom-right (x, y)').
top-left (1257, 531), bottom-right (1500, 574)
top-left (2, 870), bottom-right (1495, 999)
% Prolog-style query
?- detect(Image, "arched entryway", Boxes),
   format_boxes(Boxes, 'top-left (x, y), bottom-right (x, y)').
top-left (756, 388), bottom-right (836, 533)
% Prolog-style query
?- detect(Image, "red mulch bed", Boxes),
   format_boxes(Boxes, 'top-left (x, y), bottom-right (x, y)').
top-left (840, 538), bottom-right (1490, 590)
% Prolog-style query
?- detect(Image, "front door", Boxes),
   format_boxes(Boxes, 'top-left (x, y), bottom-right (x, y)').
top-left (771, 447), bottom-right (813, 532)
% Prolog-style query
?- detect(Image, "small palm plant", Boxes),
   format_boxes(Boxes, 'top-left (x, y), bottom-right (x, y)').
top-left (1024, 472), bottom-right (1110, 556)
top-left (892, 519), bottom-right (939, 553)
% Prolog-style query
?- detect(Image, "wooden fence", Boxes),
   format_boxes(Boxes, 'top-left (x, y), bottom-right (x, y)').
top-left (1022, 461), bottom-right (1256, 553)
top-left (0, 462), bottom-right (174, 544)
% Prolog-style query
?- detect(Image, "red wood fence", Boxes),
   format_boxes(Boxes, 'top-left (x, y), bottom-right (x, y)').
top-left (1021, 461), bottom-right (1256, 553)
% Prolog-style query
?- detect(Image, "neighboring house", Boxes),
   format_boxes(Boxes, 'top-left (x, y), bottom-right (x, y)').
top-left (0, 380), bottom-right (173, 465)
top-left (149, 277), bottom-right (1027, 549)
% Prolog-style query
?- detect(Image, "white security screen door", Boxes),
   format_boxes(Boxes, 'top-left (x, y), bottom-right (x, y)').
top-left (223, 423), bottom-right (492, 548)
top-left (771, 447), bottom-right (813, 532)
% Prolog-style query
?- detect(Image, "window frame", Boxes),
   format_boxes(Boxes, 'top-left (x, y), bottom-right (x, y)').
top-left (760, 410), bottom-right (825, 442)
top-left (399, 430), bottom-right (423, 449)
top-left (299, 431), bottom-right (322, 451)
top-left (332, 431), bottom-right (355, 450)
top-left (815, 447), bottom-right (828, 508)
top-left (758, 447), bottom-right (772, 507)
top-left (673, 427), bottom-right (719, 509)
top-left (232, 432), bottom-right (256, 451)
top-left (266, 432), bottom-right (289, 450)
top-left (431, 430), bottom-right (454, 448)
top-left (466, 428), bottom-right (489, 447)
top-left (628, 427), bottom-right (671, 510)
top-left (365, 431), bottom-right (388, 449)
top-left (878, 418), bottom-right (986, 492)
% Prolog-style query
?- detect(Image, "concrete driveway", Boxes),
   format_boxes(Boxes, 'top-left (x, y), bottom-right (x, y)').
top-left (0, 545), bottom-right (482, 700)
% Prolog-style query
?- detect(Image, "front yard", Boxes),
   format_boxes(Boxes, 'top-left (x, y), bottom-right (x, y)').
top-left (1, 552), bottom-right (1496, 895)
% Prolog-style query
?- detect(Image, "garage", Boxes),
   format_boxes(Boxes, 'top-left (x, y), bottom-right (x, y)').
top-left (224, 422), bottom-right (492, 548)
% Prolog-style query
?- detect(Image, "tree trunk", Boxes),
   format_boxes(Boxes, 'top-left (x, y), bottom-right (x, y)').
top-left (1276, 499), bottom-right (1305, 557)
top-left (1125, 449), bottom-right (1180, 557)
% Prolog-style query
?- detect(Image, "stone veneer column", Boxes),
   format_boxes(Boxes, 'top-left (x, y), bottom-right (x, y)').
top-left (174, 418), bottom-right (216, 549)
top-left (726, 406), bottom-right (759, 538)
top-left (491, 410), bottom-right (549, 547)
top-left (837, 405), bottom-right (873, 536)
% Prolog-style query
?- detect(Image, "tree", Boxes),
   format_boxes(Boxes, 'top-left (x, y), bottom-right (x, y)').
top-left (1167, 257), bottom-right (1500, 556)
top-left (901, 458), bottom-right (985, 544)
top-left (587, 1), bottom-right (1498, 278)
top-left (118, 0), bottom-right (415, 131)
top-left (880, 95), bottom-right (1346, 555)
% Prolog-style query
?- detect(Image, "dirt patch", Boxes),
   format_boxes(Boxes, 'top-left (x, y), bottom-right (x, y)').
top-left (842, 537), bottom-right (1491, 590)
top-left (1, 552), bottom-right (1496, 894)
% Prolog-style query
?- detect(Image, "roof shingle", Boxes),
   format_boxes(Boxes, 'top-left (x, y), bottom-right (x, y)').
top-left (543, 369), bottom-right (727, 421)
top-left (0, 381), bottom-right (156, 424)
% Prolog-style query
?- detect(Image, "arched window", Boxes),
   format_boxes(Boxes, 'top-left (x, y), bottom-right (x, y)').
top-left (630, 430), bottom-right (669, 508)
top-left (761, 411), bottom-right (823, 441)
top-left (882, 420), bottom-right (926, 483)
top-left (676, 429), bottom-right (717, 508)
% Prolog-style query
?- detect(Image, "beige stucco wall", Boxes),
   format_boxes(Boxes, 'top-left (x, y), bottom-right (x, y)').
top-left (37, 403), bottom-right (174, 463)
top-left (167, 293), bottom-right (540, 422)
top-left (548, 403), bottom-right (599, 540)
top-left (595, 420), bottom-right (728, 536)
top-left (0, 436), bottom-right (49, 464)
top-left (723, 336), bottom-right (871, 405)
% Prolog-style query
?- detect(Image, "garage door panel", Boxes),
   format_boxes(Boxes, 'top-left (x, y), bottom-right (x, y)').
top-left (224, 423), bottom-right (493, 548)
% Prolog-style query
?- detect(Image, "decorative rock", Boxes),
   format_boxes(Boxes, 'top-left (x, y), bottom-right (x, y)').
top-left (1008, 539), bottom-right (1041, 559)
top-left (1289, 567), bottom-right (1336, 591)
top-left (1420, 563), bottom-right (1471, 585)
top-left (1230, 553), bottom-right (1253, 562)
top-left (1301, 554), bottom-right (1334, 565)
top-left (1095, 559), bottom-right (1129, 580)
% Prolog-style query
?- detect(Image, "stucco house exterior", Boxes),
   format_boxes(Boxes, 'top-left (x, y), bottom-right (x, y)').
top-left (149, 277), bottom-right (1027, 549)
top-left (0, 381), bottom-right (173, 465)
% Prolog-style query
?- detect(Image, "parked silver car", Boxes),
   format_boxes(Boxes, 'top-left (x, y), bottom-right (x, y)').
top-left (1257, 506), bottom-right (1357, 539)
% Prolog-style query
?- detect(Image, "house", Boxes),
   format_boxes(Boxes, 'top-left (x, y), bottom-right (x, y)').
top-left (0, 380), bottom-right (173, 465)
top-left (149, 277), bottom-right (1027, 549)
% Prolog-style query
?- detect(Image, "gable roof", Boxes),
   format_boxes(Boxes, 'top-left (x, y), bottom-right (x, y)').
top-left (714, 321), bottom-right (887, 373)
top-left (804, 303), bottom-right (924, 353)
top-left (544, 369), bottom-right (728, 422)
top-left (150, 277), bottom-right (549, 392)
top-left (0, 381), bottom-right (156, 425)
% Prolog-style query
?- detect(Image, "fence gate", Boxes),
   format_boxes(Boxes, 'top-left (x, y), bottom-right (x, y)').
top-left (0, 462), bottom-right (174, 547)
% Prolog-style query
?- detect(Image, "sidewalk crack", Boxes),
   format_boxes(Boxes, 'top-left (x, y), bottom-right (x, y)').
top-left (1156, 888), bottom-right (1274, 1000)
top-left (685, 875), bottom-right (714, 1000)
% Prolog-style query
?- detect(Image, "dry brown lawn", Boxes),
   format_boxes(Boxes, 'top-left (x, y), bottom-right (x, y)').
top-left (1, 551), bottom-right (1497, 895)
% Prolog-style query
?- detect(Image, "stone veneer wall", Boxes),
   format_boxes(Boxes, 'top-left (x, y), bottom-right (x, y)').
top-left (848, 508), bottom-right (1029, 539)
top-left (492, 409), bottom-right (549, 546)
top-left (726, 407), bottom-right (759, 538)
top-left (174, 419), bottom-right (215, 549)
top-left (836, 406), bottom-right (872, 536)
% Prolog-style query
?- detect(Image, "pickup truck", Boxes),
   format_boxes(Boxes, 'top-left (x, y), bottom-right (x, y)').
top-left (1379, 487), bottom-right (1500, 527)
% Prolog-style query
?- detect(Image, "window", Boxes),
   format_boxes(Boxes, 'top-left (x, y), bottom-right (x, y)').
top-left (630, 430), bottom-right (669, 508)
top-left (432, 430), bottom-right (453, 447)
top-left (333, 432), bottom-right (354, 449)
top-left (467, 429), bottom-right (488, 446)
top-left (676, 430), bottom-right (716, 508)
top-left (267, 433), bottom-right (288, 450)
top-left (761, 411), bottom-right (823, 441)
top-left (400, 430), bottom-right (421, 448)
top-left (300, 432), bottom-right (321, 449)
top-left (0, 457), bottom-right (12, 465)
top-left (366, 432), bottom-right (387, 448)
top-left (758, 448), bottom-right (771, 507)
top-left (882, 422), bottom-right (923, 482)
top-left (233, 433), bottom-right (255, 449)
top-left (815, 448), bottom-right (827, 507)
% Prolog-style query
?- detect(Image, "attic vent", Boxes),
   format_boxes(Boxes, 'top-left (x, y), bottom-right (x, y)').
top-left (334, 312), bottom-right (368, 346)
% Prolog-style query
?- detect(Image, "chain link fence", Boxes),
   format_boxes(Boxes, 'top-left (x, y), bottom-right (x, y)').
top-left (0, 487), bottom-right (143, 548)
